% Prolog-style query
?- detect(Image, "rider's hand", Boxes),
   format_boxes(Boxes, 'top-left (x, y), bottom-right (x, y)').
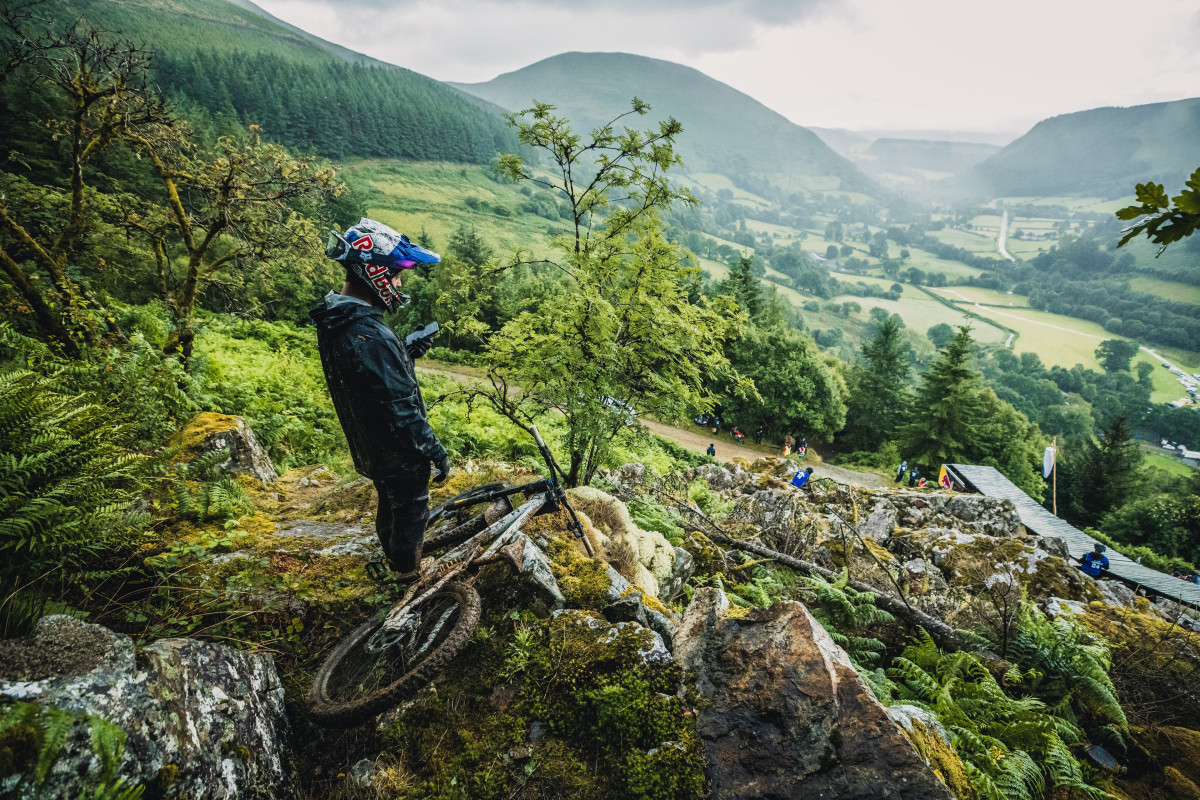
top-left (406, 337), bottom-right (434, 360)
top-left (433, 454), bottom-right (452, 484)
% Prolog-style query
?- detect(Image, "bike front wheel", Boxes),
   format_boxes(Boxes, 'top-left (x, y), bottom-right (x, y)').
top-left (307, 580), bottom-right (481, 728)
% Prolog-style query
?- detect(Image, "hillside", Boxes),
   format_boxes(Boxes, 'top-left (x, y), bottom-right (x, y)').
top-left (452, 52), bottom-right (876, 196)
top-left (861, 138), bottom-right (1000, 180)
top-left (34, 0), bottom-right (516, 162)
top-left (965, 97), bottom-right (1200, 198)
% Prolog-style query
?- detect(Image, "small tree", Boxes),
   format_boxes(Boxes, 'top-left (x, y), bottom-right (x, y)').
top-left (841, 317), bottom-right (911, 450)
top-left (1095, 338), bottom-right (1138, 373)
top-left (123, 125), bottom-right (339, 360)
top-left (900, 325), bottom-right (985, 469)
top-left (451, 101), bottom-right (745, 485)
top-left (0, 12), bottom-right (169, 355)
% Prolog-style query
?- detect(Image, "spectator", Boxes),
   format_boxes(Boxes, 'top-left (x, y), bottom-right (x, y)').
top-left (754, 424), bottom-right (764, 445)
top-left (791, 467), bottom-right (815, 489)
top-left (706, 443), bottom-right (716, 457)
top-left (895, 460), bottom-right (908, 482)
top-left (908, 466), bottom-right (920, 487)
top-left (1078, 543), bottom-right (1110, 578)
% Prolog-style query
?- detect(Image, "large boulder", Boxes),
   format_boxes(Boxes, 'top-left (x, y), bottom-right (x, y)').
top-left (173, 412), bottom-right (278, 485)
top-left (674, 589), bottom-right (955, 800)
top-left (0, 616), bottom-right (291, 799)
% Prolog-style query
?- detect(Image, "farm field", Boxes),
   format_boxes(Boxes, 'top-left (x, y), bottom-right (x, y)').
top-left (901, 247), bottom-right (987, 280)
top-left (681, 173), bottom-right (773, 209)
top-left (929, 226), bottom-right (997, 254)
top-left (936, 286), bottom-right (1031, 307)
top-left (962, 303), bottom-right (1199, 402)
top-left (828, 290), bottom-right (1008, 345)
top-left (1143, 449), bottom-right (1198, 478)
top-left (994, 195), bottom-right (1133, 214)
top-left (1127, 276), bottom-right (1200, 305)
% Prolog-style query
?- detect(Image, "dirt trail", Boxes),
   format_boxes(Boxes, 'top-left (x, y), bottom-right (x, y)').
top-left (417, 361), bottom-right (886, 488)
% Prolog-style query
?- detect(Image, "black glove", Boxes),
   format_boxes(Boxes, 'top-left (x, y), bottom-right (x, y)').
top-left (433, 453), bottom-right (452, 483)
top-left (406, 337), bottom-right (434, 360)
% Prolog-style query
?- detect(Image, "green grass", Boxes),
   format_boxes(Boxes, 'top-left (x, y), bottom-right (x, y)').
top-left (1127, 276), bottom-right (1200, 305)
top-left (1143, 449), bottom-right (1198, 478)
top-left (995, 195), bottom-right (1134, 214)
top-left (959, 302), bottom-right (1199, 401)
top-left (936, 286), bottom-right (1031, 307)
top-left (901, 247), bottom-right (986, 280)
top-left (348, 159), bottom-right (568, 261)
top-left (929, 227), bottom-right (997, 254)
top-left (680, 173), bottom-right (773, 208)
top-left (827, 291), bottom-right (1008, 344)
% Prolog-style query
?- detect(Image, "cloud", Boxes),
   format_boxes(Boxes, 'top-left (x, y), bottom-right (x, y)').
top-left (292, 0), bottom-right (836, 25)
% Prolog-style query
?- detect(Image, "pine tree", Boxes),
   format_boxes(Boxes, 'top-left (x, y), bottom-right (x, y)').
top-left (842, 317), bottom-right (911, 450)
top-left (900, 325), bottom-right (986, 470)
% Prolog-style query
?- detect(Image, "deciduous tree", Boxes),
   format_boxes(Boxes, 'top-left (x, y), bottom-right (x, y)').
top-left (451, 100), bottom-right (746, 485)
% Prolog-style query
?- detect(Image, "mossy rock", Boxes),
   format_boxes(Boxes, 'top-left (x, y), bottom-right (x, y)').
top-left (1111, 726), bottom-right (1200, 800)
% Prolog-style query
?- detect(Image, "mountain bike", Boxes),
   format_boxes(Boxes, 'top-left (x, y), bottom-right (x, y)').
top-left (307, 424), bottom-right (593, 728)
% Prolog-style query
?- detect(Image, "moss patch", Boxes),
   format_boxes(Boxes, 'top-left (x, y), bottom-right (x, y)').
top-left (1111, 726), bottom-right (1200, 800)
top-left (901, 719), bottom-right (975, 800)
top-left (169, 412), bottom-right (242, 458)
top-left (374, 607), bottom-right (703, 800)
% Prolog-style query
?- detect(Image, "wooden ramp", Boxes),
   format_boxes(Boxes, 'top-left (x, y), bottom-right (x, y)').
top-left (946, 464), bottom-right (1200, 610)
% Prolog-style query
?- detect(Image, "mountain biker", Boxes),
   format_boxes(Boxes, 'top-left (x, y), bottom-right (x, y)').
top-left (1078, 543), bottom-right (1110, 578)
top-left (707, 443), bottom-right (716, 457)
top-left (311, 218), bottom-right (450, 576)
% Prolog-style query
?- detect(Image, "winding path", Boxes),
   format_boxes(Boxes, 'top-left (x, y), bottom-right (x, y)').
top-left (997, 210), bottom-right (1016, 261)
top-left (416, 361), bottom-right (886, 488)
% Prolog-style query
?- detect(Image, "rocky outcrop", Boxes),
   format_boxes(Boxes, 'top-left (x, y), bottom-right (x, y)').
top-left (173, 412), bottom-right (278, 484)
top-left (0, 616), bottom-right (290, 799)
top-left (674, 588), bottom-right (955, 800)
top-left (569, 486), bottom-right (693, 601)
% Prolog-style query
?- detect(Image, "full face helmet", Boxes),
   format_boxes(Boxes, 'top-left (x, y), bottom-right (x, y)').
top-left (326, 217), bottom-right (441, 313)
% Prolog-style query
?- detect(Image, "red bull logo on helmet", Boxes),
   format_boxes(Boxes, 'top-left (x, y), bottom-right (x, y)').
top-left (363, 261), bottom-right (397, 302)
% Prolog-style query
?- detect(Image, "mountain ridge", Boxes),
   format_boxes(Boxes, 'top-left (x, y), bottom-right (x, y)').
top-left (965, 97), bottom-right (1200, 198)
top-left (451, 51), bottom-right (876, 196)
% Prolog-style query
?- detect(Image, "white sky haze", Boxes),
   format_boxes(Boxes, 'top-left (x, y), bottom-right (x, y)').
top-left (251, 0), bottom-right (1200, 139)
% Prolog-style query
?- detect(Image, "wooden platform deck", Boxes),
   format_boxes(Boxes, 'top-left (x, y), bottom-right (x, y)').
top-left (946, 464), bottom-right (1200, 609)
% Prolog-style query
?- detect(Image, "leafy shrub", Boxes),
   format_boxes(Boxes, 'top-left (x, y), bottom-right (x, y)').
top-left (192, 318), bottom-right (343, 469)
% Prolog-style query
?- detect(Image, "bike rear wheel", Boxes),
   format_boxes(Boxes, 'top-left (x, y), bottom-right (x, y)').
top-left (307, 581), bottom-right (481, 728)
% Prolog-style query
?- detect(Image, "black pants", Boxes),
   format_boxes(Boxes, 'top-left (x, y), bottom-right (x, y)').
top-left (374, 461), bottom-right (431, 572)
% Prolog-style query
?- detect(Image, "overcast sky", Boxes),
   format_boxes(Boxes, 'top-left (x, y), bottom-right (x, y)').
top-left (253, 0), bottom-right (1200, 140)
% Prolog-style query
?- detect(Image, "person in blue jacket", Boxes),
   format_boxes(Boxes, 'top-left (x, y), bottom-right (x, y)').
top-left (791, 467), bottom-right (814, 489)
top-left (908, 466), bottom-right (920, 487)
top-left (311, 218), bottom-right (450, 576)
top-left (706, 443), bottom-right (716, 457)
top-left (1078, 543), bottom-right (1110, 578)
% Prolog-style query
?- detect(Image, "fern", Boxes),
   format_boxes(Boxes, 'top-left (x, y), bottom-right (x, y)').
top-left (888, 633), bottom-right (1116, 800)
top-left (172, 448), bottom-right (253, 522)
top-left (0, 702), bottom-right (142, 796)
top-left (0, 369), bottom-right (155, 585)
top-left (796, 569), bottom-right (895, 668)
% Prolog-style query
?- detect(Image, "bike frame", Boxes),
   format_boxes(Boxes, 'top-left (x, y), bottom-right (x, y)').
top-left (380, 425), bottom-right (593, 635)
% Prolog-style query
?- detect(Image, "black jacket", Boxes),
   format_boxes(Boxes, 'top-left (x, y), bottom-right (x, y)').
top-left (311, 294), bottom-right (446, 479)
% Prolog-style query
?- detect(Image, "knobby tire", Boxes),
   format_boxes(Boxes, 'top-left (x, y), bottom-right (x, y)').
top-left (307, 581), bottom-right (481, 728)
